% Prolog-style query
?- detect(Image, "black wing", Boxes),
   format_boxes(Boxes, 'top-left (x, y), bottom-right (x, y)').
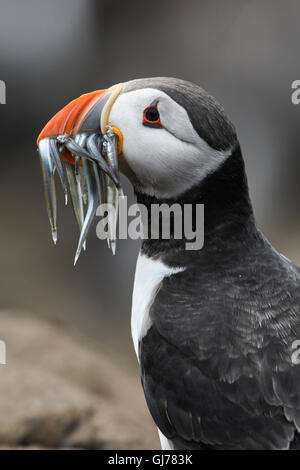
top-left (140, 243), bottom-right (300, 450)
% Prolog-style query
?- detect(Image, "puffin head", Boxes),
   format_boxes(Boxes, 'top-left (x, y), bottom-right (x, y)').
top-left (37, 77), bottom-right (241, 259)
top-left (108, 78), bottom-right (238, 199)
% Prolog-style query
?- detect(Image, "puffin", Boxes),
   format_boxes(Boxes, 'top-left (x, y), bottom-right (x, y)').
top-left (37, 77), bottom-right (300, 450)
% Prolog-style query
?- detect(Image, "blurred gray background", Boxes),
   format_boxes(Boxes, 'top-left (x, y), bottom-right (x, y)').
top-left (1, 0), bottom-right (300, 365)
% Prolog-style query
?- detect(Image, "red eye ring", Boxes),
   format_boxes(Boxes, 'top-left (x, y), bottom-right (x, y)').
top-left (143, 101), bottom-right (162, 128)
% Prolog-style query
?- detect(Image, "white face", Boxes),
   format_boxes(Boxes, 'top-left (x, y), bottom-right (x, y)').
top-left (109, 88), bottom-right (232, 199)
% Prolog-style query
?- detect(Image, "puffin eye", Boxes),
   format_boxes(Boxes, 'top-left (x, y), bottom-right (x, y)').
top-left (145, 107), bottom-right (159, 121)
top-left (143, 102), bottom-right (162, 128)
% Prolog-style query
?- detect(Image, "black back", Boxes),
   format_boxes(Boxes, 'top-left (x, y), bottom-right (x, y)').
top-left (137, 147), bottom-right (300, 449)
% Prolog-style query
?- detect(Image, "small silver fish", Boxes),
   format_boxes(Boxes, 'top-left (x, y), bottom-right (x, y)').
top-left (38, 128), bottom-right (122, 262)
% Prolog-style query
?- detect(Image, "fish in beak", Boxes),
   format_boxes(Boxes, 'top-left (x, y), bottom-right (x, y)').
top-left (37, 83), bottom-right (124, 263)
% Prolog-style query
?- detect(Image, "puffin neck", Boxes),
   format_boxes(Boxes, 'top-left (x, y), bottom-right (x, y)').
top-left (136, 145), bottom-right (259, 262)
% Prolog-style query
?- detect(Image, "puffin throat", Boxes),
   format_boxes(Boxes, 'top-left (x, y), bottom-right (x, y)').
top-left (136, 145), bottom-right (258, 262)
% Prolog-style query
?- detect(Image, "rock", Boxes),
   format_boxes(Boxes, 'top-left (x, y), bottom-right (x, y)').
top-left (0, 311), bottom-right (159, 449)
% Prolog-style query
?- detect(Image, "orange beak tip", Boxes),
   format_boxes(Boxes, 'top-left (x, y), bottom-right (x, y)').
top-left (37, 89), bottom-right (110, 145)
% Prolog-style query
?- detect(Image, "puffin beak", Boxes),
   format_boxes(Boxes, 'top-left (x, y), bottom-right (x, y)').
top-left (37, 83), bottom-right (124, 262)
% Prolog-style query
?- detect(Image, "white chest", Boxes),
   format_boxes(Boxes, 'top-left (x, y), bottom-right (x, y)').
top-left (131, 252), bottom-right (185, 359)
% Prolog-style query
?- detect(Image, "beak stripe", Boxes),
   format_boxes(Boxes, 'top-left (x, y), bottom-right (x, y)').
top-left (100, 83), bottom-right (124, 133)
top-left (72, 92), bottom-right (106, 135)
